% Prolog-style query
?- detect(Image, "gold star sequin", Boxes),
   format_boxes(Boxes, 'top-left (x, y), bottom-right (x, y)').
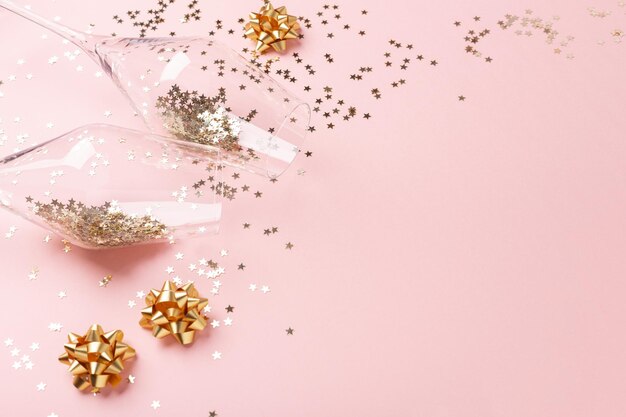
top-left (155, 85), bottom-right (243, 153)
top-left (99, 275), bottom-right (112, 287)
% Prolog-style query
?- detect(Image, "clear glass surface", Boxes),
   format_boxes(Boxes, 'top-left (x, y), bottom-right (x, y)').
top-left (0, 124), bottom-right (222, 249)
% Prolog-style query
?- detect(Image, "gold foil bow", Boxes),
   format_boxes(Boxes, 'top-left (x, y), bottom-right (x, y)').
top-left (58, 324), bottom-right (136, 393)
top-left (140, 281), bottom-right (209, 345)
top-left (244, 3), bottom-right (300, 53)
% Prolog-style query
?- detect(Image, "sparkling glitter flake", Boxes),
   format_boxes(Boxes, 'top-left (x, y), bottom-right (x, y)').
top-left (99, 275), bottom-right (112, 287)
top-left (27, 267), bottom-right (39, 281)
top-left (48, 322), bottom-right (62, 332)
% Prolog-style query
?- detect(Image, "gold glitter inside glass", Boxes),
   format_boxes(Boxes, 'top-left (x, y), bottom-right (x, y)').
top-left (29, 199), bottom-right (168, 248)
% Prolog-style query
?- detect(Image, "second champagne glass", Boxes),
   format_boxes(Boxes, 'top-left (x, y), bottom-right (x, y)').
top-left (0, 0), bottom-right (311, 178)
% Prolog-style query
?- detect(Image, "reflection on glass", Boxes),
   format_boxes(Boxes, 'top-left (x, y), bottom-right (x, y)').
top-left (0, 124), bottom-right (222, 249)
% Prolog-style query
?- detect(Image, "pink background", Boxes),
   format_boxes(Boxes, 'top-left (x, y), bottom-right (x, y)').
top-left (2, 0), bottom-right (626, 416)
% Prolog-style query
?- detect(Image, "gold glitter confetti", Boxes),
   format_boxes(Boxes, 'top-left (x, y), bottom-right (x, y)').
top-left (29, 198), bottom-right (168, 248)
top-left (27, 267), bottom-right (39, 281)
top-left (155, 85), bottom-right (259, 168)
top-left (212, 181), bottom-right (239, 200)
top-left (115, 0), bottom-right (202, 37)
top-left (611, 29), bottom-right (624, 43)
top-left (99, 275), bottom-right (112, 287)
top-left (58, 324), bottom-right (136, 393)
top-left (456, 19), bottom-right (493, 61)
top-left (61, 239), bottom-right (72, 253)
top-left (498, 12), bottom-right (574, 57)
top-left (588, 7), bottom-right (611, 18)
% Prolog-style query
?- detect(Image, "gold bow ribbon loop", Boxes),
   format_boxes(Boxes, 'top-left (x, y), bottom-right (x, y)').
top-left (245, 3), bottom-right (301, 53)
top-left (58, 324), bottom-right (136, 393)
top-left (140, 281), bottom-right (209, 345)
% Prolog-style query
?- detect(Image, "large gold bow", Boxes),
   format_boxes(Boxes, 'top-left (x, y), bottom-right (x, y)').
top-left (140, 281), bottom-right (209, 345)
top-left (58, 324), bottom-right (136, 393)
top-left (244, 3), bottom-right (300, 53)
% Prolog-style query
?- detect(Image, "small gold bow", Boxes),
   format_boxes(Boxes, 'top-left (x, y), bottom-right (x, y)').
top-left (244, 3), bottom-right (301, 53)
top-left (58, 324), bottom-right (136, 393)
top-left (140, 281), bottom-right (209, 345)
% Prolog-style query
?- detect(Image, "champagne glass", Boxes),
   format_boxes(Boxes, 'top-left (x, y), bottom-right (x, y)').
top-left (0, 124), bottom-right (222, 249)
top-left (0, 0), bottom-right (311, 178)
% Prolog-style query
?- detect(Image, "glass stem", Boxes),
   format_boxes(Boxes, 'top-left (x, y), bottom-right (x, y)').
top-left (0, 0), bottom-right (103, 61)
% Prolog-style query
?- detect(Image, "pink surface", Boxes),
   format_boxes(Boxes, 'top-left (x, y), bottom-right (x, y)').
top-left (2, 0), bottom-right (626, 416)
